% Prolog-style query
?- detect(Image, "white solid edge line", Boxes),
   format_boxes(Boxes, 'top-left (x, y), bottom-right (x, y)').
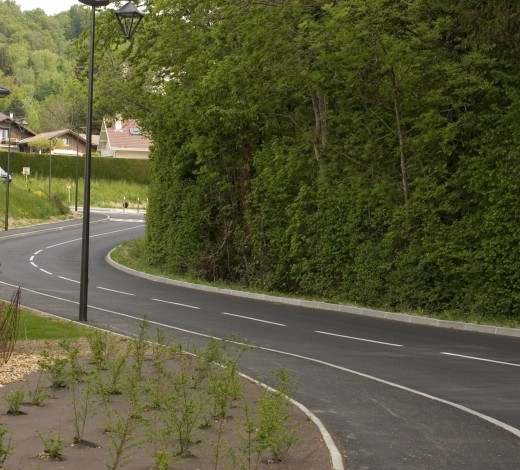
top-left (239, 373), bottom-right (344, 470)
top-left (7, 280), bottom-right (520, 465)
top-left (21, 267), bottom-right (516, 446)
top-left (0, 280), bottom-right (344, 470)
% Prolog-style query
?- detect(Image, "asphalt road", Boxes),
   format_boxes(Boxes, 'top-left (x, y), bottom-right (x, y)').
top-left (1, 213), bottom-right (520, 469)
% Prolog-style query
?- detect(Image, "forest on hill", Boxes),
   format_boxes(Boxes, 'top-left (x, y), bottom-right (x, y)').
top-left (2, 0), bottom-right (519, 321)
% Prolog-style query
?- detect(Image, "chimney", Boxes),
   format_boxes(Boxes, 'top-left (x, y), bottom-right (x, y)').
top-left (115, 120), bottom-right (123, 131)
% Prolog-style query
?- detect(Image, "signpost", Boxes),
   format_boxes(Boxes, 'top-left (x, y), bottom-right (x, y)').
top-left (22, 167), bottom-right (30, 189)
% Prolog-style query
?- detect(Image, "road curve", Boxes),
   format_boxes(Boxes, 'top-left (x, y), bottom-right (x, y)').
top-left (1, 213), bottom-right (519, 469)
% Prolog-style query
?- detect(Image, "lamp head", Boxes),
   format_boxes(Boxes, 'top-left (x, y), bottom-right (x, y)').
top-left (116, 2), bottom-right (144, 39)
top-left (78, 0), bottom-right (112, 6)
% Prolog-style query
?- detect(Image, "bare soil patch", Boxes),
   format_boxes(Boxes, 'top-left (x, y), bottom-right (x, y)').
top-left (0, 339), bottom-right (331, 469)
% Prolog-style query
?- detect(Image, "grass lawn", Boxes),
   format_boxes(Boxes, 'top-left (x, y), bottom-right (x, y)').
top-left (17, 310), bottom-right (89, 341)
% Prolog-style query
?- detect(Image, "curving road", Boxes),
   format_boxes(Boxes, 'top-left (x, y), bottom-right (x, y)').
top-left (1, 212), bottom-right (520, 469)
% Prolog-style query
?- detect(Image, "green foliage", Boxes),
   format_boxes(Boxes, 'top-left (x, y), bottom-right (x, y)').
top-left (0, 424), bottom-right (13, 468)
top-left (0, 153), bottom-right (149, 184)
top-left (35, 430), bottom-right (63, 461)
top-left (117, 0), bottom-right (520, 320)
top-left (4, 389), bottom-right (24, 415)
top-left (255, 369), bottom-right (298, 461)
top-left (17, 311), bottom-right (88, 341)
top-left (0, 2), bottom-right (88, 132)
top-left (26, 137), bottom-right (61, 153)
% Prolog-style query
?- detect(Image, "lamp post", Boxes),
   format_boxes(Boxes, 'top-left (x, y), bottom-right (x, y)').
top-left (78, 0), bottom-right (143, 322)
top-left (0, 86), bottom-right (11, 231)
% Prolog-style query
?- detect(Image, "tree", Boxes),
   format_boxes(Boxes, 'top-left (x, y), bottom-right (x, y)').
top-left (27, 136), bottom-right (63, 153)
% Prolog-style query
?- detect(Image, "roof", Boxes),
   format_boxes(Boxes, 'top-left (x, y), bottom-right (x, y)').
top-left (18, 129), bottom-right (99, 146)
top-left (103, 119), bottom-right (152, 151)
top-left (80, 133), bottom-right (100, 146)
top-left (18, 129), bottom-right (81, 144)
top-left (0, 113), bottom-right (36, 135)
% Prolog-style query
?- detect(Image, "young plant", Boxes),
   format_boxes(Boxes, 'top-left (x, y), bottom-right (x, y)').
top-left (191, 338), bottom-right (224, 389)
top-left (0, 424), bottom-right (13, 468)
top-left (255, 369), bottom-right (298, 462)
top-left (26, 370), bottom-right (49, 406)
top-left (104, 378), bottom-right (144, 470)
top-left (87, 329), bottom-right (117, 369)
top-left (207, 369), bottom-right (234, 420)
top-left (211, 408), bottom-right (228, 470)
top-left (129, 316), bottom-right (150, 379)
top-left (94, 355), bottom-right (128, 401)
top-left (0, 287), bottom-right (21, 364)
top-left (35, 430), bottom-right (63, 461)
top-left (237, 395), bottom-right (257, 470)
top-left (70, 371), bottom-right (97, 444)
top-left (162, 356), bottom-right (203, 457)
top-left (4, 389), bottom-right (24, 415)
top-left (58, 339), bottom-right (84, 382)
top-left (38, 349), bottom-right (69, 389)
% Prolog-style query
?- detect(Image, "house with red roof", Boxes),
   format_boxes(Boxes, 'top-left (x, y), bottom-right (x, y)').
top-left (98, 119), bottom-right (151, 159)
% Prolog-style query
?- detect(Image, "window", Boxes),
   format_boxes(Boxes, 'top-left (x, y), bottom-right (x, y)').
top-left (63, 137), bottom-right (70, 146)
top-left (0, 128), bottom-right (8, 145)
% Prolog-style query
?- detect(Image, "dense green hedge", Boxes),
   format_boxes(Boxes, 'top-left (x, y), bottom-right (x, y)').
top-left (139, 0), bottom-right (519, 320)
top-left (0, 152), bottom-right (149, 184)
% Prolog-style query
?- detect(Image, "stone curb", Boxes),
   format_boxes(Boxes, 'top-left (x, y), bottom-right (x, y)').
top-left (106, 250), bottom-right (520, 339)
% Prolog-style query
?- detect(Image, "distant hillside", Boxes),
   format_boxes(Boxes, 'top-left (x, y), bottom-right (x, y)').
top-left (0, 1), bottom-right (88, 132)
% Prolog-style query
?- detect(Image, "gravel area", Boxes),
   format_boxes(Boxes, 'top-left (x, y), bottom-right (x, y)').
top-left (0, 339), bottom-right (90, 386)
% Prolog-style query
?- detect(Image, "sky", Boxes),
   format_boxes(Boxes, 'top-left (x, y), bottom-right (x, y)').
top-left (15, 0), bottom-right (79, 16)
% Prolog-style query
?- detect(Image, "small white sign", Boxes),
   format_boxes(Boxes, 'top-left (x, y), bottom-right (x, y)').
top-left (22, 167), bottom-right (30, 175)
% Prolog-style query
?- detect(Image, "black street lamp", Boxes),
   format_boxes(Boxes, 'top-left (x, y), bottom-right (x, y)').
top-left (78, 0), bottom-right (144, 322)
top-left (0, 86), bottom-right (12, 232)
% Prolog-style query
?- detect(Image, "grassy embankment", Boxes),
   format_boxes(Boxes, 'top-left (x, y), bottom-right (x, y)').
top-left (0, 174), bottom-right (148, 227)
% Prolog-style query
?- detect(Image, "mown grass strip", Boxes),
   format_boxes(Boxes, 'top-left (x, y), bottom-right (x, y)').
top-left (17, 310), bottom-right (89, 341)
